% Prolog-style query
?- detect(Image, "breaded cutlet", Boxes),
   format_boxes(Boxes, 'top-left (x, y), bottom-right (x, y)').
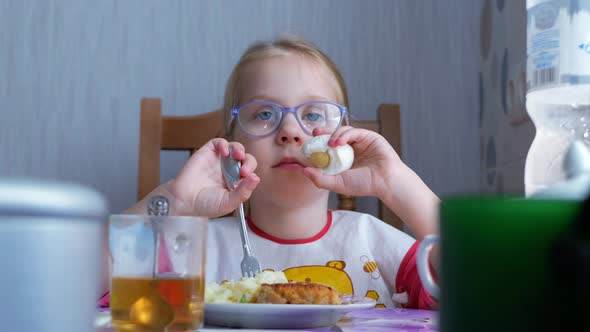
top-left (254, 282), bottom-right (342, 305)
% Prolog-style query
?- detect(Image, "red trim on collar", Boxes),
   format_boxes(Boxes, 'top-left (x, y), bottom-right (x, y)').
top-left (246, 211), bottom-right (332, 244)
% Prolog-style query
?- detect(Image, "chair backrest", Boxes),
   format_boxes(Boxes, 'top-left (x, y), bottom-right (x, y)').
top-left (137, 98), bottom-right (403, 229)
top-left (137, 98), bottom-right (225, 200)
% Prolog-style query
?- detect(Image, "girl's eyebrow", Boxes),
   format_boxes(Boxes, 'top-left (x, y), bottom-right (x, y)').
top-left (244, 95), bottom-right (333, 104)
top-left (303, 95), bottom-right (332, 102)
top-left (246, 95), bottom-right (279, 103)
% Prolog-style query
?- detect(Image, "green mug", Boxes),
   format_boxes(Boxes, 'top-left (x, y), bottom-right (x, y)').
top-left (417, 196), bottom-right (580, 332)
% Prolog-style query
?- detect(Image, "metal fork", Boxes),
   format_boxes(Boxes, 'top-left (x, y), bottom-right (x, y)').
top-left (221, 147), bottom-right (262, 277)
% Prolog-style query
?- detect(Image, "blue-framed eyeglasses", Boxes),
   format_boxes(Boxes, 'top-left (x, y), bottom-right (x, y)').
top-left (230, 101), bottom-right (348, 138)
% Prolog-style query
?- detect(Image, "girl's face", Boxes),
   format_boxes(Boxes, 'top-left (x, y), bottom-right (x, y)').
top-left (233, 54), bottom-right (341, 206)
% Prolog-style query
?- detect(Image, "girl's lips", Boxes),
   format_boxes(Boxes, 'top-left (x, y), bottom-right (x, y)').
top-left (273, 162), bottom-right (305, 170)
top-left (272, 157), bottom-right (306, 170)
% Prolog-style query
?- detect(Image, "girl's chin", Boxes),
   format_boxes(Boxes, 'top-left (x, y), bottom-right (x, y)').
top-left (256, 177), bottom-right (327, 197)
top-left (268, 168), bottom-right (309, 180)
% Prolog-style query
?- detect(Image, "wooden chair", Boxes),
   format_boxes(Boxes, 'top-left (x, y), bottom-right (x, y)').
top-left (137, 97), bottom-right (403, 229)
top-left (137, 98), bottom-right (225, 200)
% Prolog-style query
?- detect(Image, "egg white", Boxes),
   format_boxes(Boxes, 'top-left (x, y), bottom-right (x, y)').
top-left (302, 135), bottom-right (354, 175)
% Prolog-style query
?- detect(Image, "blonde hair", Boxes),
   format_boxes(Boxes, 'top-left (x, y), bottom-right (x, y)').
top-left (222, 36), bottom-right (349, 138)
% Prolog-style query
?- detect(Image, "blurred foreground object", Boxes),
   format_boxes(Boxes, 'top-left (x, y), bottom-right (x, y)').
top-left (0, 178), bottom-right (108, 332)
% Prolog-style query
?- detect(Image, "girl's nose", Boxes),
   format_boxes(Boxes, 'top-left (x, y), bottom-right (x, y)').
top-left (275, 114), bottom-right (303, 145)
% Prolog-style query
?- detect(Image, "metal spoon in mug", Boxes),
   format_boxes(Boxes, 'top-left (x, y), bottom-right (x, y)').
top-left (221, 147), bottom-right (261, 277)
top-left (127, 196), bottom-right (174, 329)
top-left (148, 196), bottom-right (170, 278)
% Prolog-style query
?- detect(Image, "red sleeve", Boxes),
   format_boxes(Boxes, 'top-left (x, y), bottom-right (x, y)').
top-left (395, 241), bottom-right (438, 310)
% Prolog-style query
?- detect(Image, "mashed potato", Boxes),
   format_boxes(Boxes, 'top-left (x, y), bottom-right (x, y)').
top-left (205, 271), bottom-right (288, 303)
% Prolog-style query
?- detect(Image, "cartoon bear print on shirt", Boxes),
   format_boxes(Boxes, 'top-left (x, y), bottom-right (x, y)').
top-left (282, 260), bottom-right (354, 295)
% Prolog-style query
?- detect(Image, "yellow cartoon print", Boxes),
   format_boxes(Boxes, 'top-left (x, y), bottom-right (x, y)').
top-left (364, 290), bottom-right (386, 308)
top-left (360, 255), bottom-right (381, 280)
top-left (283, 260), bottom-right (354, 295)
top-left (360, 255), bottom-right (386, 308)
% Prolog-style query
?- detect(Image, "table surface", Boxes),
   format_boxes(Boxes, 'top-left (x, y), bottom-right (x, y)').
top-left (97, 307), bottom-right (438, 332)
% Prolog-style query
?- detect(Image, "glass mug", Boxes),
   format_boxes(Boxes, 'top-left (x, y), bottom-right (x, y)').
top-left (416, 196), bottom-right (579, 332)
top-left (109, 214), bottom-right (208, 332)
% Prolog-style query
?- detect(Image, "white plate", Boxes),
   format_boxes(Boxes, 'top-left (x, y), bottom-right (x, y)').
top-left (204, 295), bottom-right (376, 329)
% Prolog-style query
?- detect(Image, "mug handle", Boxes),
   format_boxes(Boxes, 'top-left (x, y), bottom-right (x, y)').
top-left (417, 234), bottom-right (440, 299)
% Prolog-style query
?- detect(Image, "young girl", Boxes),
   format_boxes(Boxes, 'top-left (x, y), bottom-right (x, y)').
top-left (119, 36), bottom-right (439, 309)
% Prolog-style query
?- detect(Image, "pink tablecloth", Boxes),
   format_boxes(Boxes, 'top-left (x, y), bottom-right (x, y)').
top-left (198, 308), bottom-right (437, 332)
top-left (337, 308), bottom-right (437, 331)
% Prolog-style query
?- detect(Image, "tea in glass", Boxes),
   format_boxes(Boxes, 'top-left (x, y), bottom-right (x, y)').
top-left (109, 215), bottom-right (207, 331)
top-left (110, 274), bottom-right (204, 331)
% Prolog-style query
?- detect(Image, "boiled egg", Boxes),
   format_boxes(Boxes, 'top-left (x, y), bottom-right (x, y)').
top-left (301, 135), bottom-right (354, 175)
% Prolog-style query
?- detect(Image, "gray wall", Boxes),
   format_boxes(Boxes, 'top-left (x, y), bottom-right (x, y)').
top-left (0, 0), bottom-right (481, 214)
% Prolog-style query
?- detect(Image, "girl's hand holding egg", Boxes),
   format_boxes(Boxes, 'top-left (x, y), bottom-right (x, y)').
top-left (302, 127), bottom-right (404, 200)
